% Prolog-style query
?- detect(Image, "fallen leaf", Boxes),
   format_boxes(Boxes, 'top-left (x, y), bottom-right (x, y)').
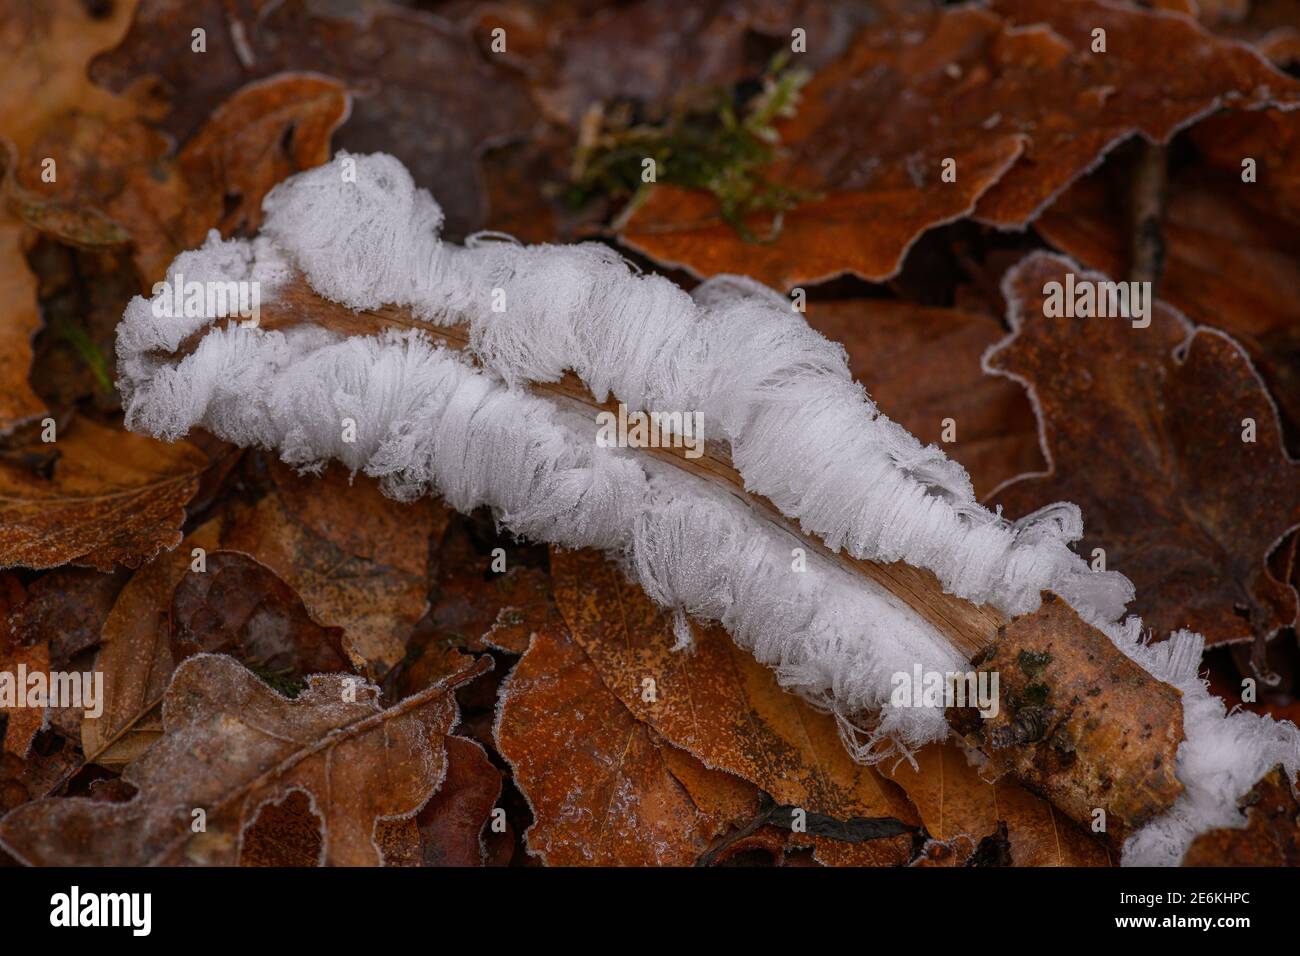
top-left (169, 550), bottom-right (354, 679)
top-left (1192, 107), bottom-right (1300, 230)
top-left (495, 622), bottom-right (763, 865)
top-left (14, 72), bottom-right (349, 283)
top-left (0, 652), bottom-right (487, 866)
top-left (90, 0), bottom-right (537, 239)
top-left (0, 218), bottom-right (45, 434)
top-left (885, 740), bottom-right (1111, 866)
top-left (221, 459), bottom-right (435, 676)
top-left (0, 641), bottom-right (49, 758)
top-left (988, 252), bottom-right (1300, 647)
top-left (618, 0), bottom-right (1300, 288)
top-left (529, 0), bottom-right (876, 126)
top-left (548, 547), bottom-right (922, 866)
top-left (415, 735), bottom-right (502, 866)
top-left (1035, 161), bottom-right (1300, 451)
top-left (9, 565), bottom-right (130, 668)
top-left (0, 417), bottom-right (206, 572)
top-left (81, 521), bottom-right (221, 768)
top-left (238, 788), bottom-right (324, 866)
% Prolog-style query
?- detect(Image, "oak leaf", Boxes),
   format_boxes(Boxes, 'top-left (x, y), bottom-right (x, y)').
top-left (618, 0), bottom-right (1300, 288)
top-left (0, 652), bottom-right (486, 866)
top-left (988, 252), bottom-right (1300, 647)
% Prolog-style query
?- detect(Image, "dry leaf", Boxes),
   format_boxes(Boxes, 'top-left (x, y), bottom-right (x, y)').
top-left (0, 417), bottom-right (205, 572)
top-left (549, 547), bottom-right (921, 866)
top-left (90, 0), bottom-right (537, 238)
top-left (885, 740), bottom-right (1111, 866)
top-left (495, 621), bottom-right (763, 865)
top-left (414, 734), bottom-right (502, 866)
top-left (1181, 764), bottom-right (1300, 865)
top-left (989, 252), bottom-right (1300, 648)
top-left (169, 550), bottom-right (354, 677)
top-left (81, 521), bottom-right (221, 768)
top-left (221, 459), bottom-right (435, 676)
top-left (618, 0), bottom-right (1300, 288)
top-left (0, 652), bottom-right (487, 866)
top-left (1035, 163), bottom-right (1300, 451)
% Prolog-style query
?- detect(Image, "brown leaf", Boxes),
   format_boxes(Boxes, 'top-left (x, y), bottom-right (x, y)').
top-left (0, 0), bottom-right (141, 157)
top-left (82, 521), bottom-right (222, 768)
top-left (805, 300), bottom-right (1044, 499)
top-left (1035, 160), bottom-right (1300, 451)
top-left (548, 547), bottom-right (921, 866)
top-left (238, 788), bottom-right (324, 867)
top-left (0, 219), bottom-right (45, 434)
top-left (9, 566), bottom-right (130, 668)
top-left (422, 517), bottom-right (558, 657)
top-left (0, 653), bottom-right (487, 866)
top-left (529, 0), bottom-right (875, 126)
top-left (15, 72), bottom-right (348, 283)
top-left (90, 0), bottom-right (537, 239)
top-left (1180, 0), bottom-right (1300, 66)
top-left (618, 0), bottom-right (1299, 288)
top-left (1181, 764), bottom-right (1300, 865)
top-left (1192, 108), bottom-right (1300, 228)
top-left (0, 641), bottom-right (50, 758)
top-left (885, 740), bottom-right (1111, 866)
top-left (494, 620), bottom-right (763, 865)
top-left (169, 550), bottom-right (354, 678)
top-left (988, 252), bottom-right (1300, 647)
top-left (415, 735), bottom-right (502, 866)
top-left (0, 417), bottom-right (206, 572)
top-left (221, 459), bottom-right (435, 676)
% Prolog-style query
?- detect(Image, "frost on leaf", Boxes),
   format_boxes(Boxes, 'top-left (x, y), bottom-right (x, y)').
top-left (0, 653), bottom-right (485, 866)
top-left (0, 418), bottom-right (205, 572)
top-left (988, 252), bottom-right (1300, 649)
top-left (618, 0), bottom-right (1300, 289)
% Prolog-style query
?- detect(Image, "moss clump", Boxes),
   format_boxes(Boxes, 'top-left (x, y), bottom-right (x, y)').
top-left (566, 54), bottom-right (816, 241)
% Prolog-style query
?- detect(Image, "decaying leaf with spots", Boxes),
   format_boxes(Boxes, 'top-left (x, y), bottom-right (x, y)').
top-left (988, 253), bottom-right (1300, 649)
top-left (547, 547), bottom-right (923, 866)
top-left (0, 652), bottom-right (488, 866)
top-left (0, 417), bottom-right (205, 572)
top-left (618, 0), bottom-right (1300, 289)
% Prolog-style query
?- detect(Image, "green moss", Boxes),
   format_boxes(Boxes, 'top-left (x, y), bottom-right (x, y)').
top-left (566, 54), bottom-right (817, 241)
top-left (249, 663), bottom-right (306, 699)
top-left (1017, 649), bottom-right (1053, 678)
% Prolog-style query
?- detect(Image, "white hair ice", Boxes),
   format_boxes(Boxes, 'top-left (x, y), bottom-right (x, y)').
top-left (117, 152), bottom-right (1299, 865)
